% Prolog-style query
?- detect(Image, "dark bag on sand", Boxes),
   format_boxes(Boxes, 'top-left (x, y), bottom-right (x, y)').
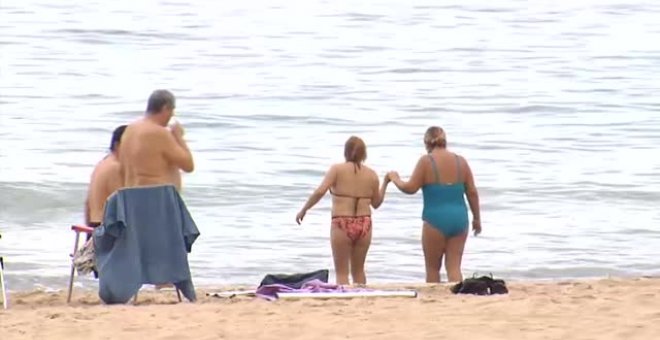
top-left (451, 274), bottom-right (508, 295)
top-left (258, 269), bottom-right (329, 289)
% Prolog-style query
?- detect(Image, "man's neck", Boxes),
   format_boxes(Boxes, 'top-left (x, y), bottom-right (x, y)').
top-left (144, 113), bottom-right (166, 127)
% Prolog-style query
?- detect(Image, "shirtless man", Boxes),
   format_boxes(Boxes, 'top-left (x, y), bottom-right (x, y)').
top-left (119, 89), bottom-right (194, 191)
top-left (85, 125), bottom-right (127, 231)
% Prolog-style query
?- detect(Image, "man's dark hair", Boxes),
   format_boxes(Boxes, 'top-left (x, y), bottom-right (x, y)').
top-left (146, 89), bottom-right (176, 114)
top-left (109, 125), bottom-right (127, 152)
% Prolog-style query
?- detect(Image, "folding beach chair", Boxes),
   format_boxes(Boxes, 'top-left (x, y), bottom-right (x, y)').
top-left (66, 224), bottom-right (182, 304)
top-left (1, 233), bottom-right (8, 309)
top-left (66, 224), bottom-right (95, 303)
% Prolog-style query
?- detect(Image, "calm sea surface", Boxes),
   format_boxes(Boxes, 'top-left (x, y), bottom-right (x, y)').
top-left (1, 0), bottom-right (660, 291)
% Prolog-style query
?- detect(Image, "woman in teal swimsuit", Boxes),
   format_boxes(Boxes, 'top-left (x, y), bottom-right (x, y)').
top-left (388, 126), bottom-right (481, 283)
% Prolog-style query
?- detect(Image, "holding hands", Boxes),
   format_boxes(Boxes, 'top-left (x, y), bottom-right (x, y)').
top-left (386, 171), bottom-right (400, 182)
top-left (384, 171), bottom-right (399, 185)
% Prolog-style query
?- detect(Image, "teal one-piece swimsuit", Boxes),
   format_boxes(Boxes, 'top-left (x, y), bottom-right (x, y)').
top-left (421, 154), bottom-right (469, 237)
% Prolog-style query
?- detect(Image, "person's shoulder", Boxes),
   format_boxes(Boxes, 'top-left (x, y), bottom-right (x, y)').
top-left (417, 153), bottom-right (431, 163)
top-left (361, 164), bottom-right (378, 176)
top-left (89, 159), bottom-right (105, 180)
top-left (92, 154), bottom-right (111, 170)
top-left (137, 124), bottom-right (171, 143)
top-left (144, 122), bottom-right (168, 134)
top-left (89, 158), bottom-right (109, 186)
top-left (451, 153), bottom-right (471, 171)
top-left (122, 119), bottom-right (142, 133)
top-left (329, 162), bottom-right (345, 171)
top-left (106, 157), bottom-right (122, 170)
top-left (95, 157), bottom-right (121, 178)
top-left (329, 162), bottom-right (355, 177)
top-left (453, 152), bottom-right (468, 163)
top-left (130, 119), bottom-right (167, 134)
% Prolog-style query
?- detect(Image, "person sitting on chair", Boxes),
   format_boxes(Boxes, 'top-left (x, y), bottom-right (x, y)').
top-left (93, 90), bottom-right (198, 303)
top-left (74, 125), bottom-right (127, 276)
top-left (85, 124), bottom-right (127, 236)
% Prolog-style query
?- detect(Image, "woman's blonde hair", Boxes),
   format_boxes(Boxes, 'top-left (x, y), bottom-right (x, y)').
top-left (424, 126), bottom-right (447, 149)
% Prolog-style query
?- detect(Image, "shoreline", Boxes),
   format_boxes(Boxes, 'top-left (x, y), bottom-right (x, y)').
top-left (2, 276), bottom-right (660, 339)
top-left (5, 273), bottom-right (656, 294)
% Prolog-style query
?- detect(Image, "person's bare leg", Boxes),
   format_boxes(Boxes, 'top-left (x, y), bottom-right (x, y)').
top-left (422, 223), bottom-right (446, 283)
top-left (331, 225), bottom-right (352, 285)
top-left (350, 227), bottom-right (372, 285)
top-left (444, 231), bottom-right (468, 282)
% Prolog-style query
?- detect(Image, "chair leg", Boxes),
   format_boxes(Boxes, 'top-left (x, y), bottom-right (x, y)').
top-left (66, 232), bottom-right (81, 303)
top-left (1, 257), bottom-right (7, 309)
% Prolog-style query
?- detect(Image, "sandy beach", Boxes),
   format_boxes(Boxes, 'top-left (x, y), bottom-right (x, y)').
top-left (1, 277), bottom-right (659, 340)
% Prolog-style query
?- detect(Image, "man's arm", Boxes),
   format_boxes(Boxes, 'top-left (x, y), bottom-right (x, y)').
top-left (161, 129), bottom-right (194, 173)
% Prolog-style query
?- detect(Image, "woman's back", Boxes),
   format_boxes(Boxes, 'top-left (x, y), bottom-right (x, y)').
top-left (421, 150), bottom-right (468, 236)
top-left (422, 150), bottom-right (463, 186)
top-left (295, 135), bottom-right (386, 285)
top-left (331, 163), bottom-right (377, 217)
top-left (387, 125), bottom-right (481, 283)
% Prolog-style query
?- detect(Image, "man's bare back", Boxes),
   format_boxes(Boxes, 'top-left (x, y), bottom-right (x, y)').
top-left (119, 90), bottom-right (194, 191)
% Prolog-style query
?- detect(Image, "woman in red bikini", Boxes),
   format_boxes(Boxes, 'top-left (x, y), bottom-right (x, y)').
top-left (296, 136), bottom-right (389, 285)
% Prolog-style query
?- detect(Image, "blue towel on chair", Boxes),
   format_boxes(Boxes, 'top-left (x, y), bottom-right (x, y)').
top-left (96, 185), bottom-right (200, 304)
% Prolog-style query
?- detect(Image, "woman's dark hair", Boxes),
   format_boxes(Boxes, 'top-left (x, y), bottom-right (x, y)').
top-left (344, 136), bottom-right (367, 172)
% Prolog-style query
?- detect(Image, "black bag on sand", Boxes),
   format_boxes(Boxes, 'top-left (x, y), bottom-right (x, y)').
top-left (451, 273), bottom-right (509, 295)
top-left (258, 269), bottom-right (329, 289)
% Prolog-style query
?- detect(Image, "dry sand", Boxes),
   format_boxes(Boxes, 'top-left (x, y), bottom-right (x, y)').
top-left (1, 277), bottom-right (659, 340)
